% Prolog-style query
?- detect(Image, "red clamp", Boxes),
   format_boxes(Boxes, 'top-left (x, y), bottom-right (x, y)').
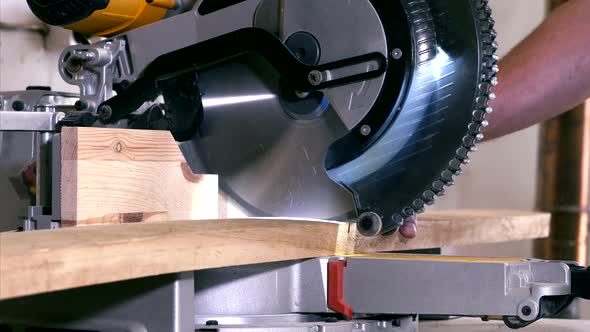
top-left (327, 259), bottom-right (353, 320)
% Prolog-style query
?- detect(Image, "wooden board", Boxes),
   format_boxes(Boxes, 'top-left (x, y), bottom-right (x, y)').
top-left (0, 210), bottom-right (549, 300)
top-left (60, 127), bottom-right (218, 226)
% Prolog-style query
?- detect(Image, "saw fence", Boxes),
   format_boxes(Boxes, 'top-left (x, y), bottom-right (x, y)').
top-left (0, 128), bottom-right (550, 300)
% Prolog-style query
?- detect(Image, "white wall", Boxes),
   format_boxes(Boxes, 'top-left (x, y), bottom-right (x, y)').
top-left (0, 2), bottom-right (75, 92)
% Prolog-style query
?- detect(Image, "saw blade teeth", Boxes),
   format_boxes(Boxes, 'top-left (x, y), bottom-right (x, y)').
top-left (391, 214), bottom-right (404, 227)
top-left (412, 199), bottom-right (426, 211)
top-left (402, 208), bottom-right (416, 219)
top-left (432, 180), bottom-right (446, 194)
top-left (448, 159), bottom-right (462, 172)
top-left (468, 123), bottom-right (482, 134)
top-left (473, 109), bottom-right (486, 121)
top-left (478, 82), bottom-right (492, 93)
top-left (476, 96), bottom-right (488, 108)
top-left (463, 135), bottom-right (476, 146)
top-left (422, 190), bottom-right (436, 205)
top-left (383, 0), bottom-right (498, 227)
top-left (456, 147), bottom-right (470, 159)
top-left (441, 170), bottom-right (455, 183)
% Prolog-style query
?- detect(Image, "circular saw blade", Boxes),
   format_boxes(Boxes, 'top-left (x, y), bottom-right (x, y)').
top-left (180, 0), bottom-right (498, 228)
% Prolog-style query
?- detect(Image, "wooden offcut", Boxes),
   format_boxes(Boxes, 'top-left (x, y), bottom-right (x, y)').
top-left (0, 210), bottom-right (549, 300)
top-left (60, 127), bottom-right (218, 226)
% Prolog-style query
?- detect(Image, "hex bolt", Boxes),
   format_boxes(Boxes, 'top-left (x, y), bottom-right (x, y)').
top-left (391, 48), bottom-right (403, 60)
top-left (97, 105), bottom-right (113, 121)
top-left (75, 100), bottom-right (88, 110)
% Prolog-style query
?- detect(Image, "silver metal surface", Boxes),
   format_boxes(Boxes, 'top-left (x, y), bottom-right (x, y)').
top-left (0, 111), bottom-right (64, 131)
top-left (194, 259), bottom-right (332, 316)
top-left (181, 59), bottom-right (354, 219)
top-left (343, 257), bottom-right (571, 321)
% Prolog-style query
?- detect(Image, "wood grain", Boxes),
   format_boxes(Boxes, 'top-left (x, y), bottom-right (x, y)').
top-left (0, 210), bottom-right (549, 300)
top-left (60, 127), bottom-right (218, 225)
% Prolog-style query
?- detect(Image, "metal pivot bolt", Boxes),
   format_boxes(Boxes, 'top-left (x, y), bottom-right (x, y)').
top-left (391, 48), bottom-right (403, 60)
top-left (97, 105), bottom-right (113, 121)
top-left (357, 211), bottom-right (383, 237)
top-left (521, 306), bottom-right (532, 316)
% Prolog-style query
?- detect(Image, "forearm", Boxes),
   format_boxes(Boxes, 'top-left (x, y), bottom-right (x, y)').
top-left (484, 0), bottom-right (590, 140)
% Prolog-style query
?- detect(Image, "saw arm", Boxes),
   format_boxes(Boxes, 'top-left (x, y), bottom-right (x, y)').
top-left (26, 0), bottom-right (498, 236)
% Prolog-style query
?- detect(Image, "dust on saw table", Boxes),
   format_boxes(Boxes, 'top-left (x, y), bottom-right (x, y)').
top-left (0, 128), bottom-right (550, 300)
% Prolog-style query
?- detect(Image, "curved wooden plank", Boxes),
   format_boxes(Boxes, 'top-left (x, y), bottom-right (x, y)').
top-left (0, 210), bottom-right (549, 300)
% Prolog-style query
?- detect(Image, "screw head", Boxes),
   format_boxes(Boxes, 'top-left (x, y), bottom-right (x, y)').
top-left (391, 48), bottom-right (403, 60)
top-left (360, 125), bottom-right (371, 136)
top-left (308, 70), bottom-right (323, 86)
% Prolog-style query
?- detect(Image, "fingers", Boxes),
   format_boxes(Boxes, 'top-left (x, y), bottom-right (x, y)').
top-left (399, 215), bottom-right (417, 239)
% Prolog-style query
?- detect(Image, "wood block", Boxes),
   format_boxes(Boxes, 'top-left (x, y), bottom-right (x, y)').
top-left (0, 210), bottom-right (549, 300)
top-left (60, 127), bottom-right (218, 226)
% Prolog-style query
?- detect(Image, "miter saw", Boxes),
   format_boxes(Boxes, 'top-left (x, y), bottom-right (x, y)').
top-left (8, 0), bottom-right (500, 235)
top-left (1, 0), bottom-right (590, 331)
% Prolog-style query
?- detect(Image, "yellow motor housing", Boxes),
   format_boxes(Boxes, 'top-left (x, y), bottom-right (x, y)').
top-left (27, 0), bottom-right (189, 37)
top-left (69, 0), bottom-right (176, 36)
